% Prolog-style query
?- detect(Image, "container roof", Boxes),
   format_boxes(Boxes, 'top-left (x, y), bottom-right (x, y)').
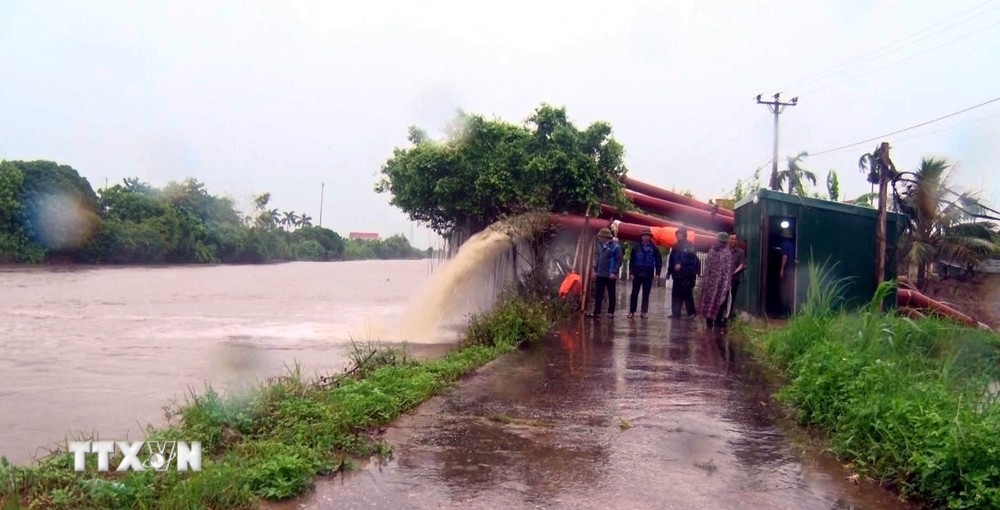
top-left (734, 188), bottom-right (905, 221)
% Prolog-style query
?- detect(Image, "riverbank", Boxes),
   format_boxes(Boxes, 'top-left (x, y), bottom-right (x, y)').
top-left (0, 295), bottom-right (554, 509)
top-left (746, 280), bottom-right (1000, 509)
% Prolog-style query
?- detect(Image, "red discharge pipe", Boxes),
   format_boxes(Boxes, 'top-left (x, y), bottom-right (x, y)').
top-left (598, 204), bottom-right (716, 237)
top-left (550, 214), bottom-right (717, 252)
top-left (897, 288), bottom-right (978, 326)
top-left (625, 190), bottom-right (734, 232)
top-left (621, 176), bottom-right (734, 218)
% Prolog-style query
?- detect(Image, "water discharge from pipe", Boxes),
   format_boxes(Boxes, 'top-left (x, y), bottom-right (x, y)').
top-left (390, 214), bottom-right (549, 343)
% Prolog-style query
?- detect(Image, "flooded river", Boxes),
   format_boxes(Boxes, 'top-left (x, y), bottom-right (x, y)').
top-left (0, 260), bottom-right (444, 464)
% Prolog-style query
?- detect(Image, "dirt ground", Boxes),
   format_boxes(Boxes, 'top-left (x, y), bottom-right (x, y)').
top-left (923, 273), bottom-right (1000, 330)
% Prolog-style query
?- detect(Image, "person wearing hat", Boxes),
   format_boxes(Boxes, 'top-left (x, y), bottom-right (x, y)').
top-left (626, 227), bottom-right (663, 319)
top-left (698, 232), bottom-right (735, 330)
top-left (589, 227), bottom-right (623, 318)
top-left (667, 226), bottom-right (700, 319)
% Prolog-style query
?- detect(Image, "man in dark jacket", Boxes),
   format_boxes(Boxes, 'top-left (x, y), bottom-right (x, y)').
top-left (627, 228), bottom-right (662, 318)
top-left (667, 227), bottom-right (700, 318)
top-left (589, 227), bottom-right (623, 318)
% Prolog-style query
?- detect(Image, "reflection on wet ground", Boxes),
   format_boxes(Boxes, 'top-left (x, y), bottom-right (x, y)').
top-left (286, 291), bottom-right (914, 510)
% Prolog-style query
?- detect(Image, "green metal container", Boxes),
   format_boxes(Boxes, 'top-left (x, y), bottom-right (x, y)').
top-left (733, 189), bottom-right (903, 317)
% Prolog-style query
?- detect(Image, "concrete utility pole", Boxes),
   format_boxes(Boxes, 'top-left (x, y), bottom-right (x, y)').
top-left (756, 93), bottom-right (798, 190)
top-left (319, 182), bottom-right (325, 228)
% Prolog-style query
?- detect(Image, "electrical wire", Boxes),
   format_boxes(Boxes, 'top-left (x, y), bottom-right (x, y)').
top-left (808, 95), bottom-right (1000, 157)
top-left (663, 99), bottom-right (757, 169)
top-left (797, 18), bottom-right (1000, 97)
top-left (769, 0), bottom-right (999, 94)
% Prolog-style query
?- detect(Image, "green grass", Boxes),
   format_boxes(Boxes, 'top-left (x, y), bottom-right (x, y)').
top-left (0, 295), bottom-right (552, 509)
top-left (747, 266), bottom-right (1000, 509)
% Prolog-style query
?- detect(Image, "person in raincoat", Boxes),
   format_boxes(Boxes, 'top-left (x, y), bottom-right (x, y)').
top-left (698, 232), bottom-right (734, 330)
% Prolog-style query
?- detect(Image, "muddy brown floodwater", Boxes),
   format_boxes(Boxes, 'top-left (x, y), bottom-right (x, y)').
top-left (0, 260), bottom-right (450, 465)
top-left (281, 290), bottom-right (916, 510)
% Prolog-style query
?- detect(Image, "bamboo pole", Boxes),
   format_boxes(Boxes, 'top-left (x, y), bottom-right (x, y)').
top-left (579, 212), bottom-right (595, 314)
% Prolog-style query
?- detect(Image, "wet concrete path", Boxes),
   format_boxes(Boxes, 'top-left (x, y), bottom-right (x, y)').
top-left (285, 291), bottom-right (913, 510)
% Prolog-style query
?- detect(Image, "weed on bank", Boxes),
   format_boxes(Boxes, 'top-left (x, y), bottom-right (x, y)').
top-left (751, 270), bottom-right (1000, 509)
top-left (0, 296), bottom-right (552, 509)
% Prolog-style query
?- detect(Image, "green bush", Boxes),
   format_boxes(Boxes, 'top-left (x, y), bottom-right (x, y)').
top-left (291, 239), bottom-right (323, 261)
top-left (753, 273), bottom-right (1000, 509)
top-left (465, 295), bottom-right (551, 348)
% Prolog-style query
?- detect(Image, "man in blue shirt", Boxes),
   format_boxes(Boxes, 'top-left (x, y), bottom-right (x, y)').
top-left (627, 228), bottom-right (663, 319)
top-left (779, 234), bottom-right (796, 315)
top-left (589, 227), bottom-right (623, 318)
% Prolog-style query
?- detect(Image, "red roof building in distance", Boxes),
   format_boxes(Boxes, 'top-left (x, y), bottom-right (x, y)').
top-left (349, 232), bottom-right (380, 240)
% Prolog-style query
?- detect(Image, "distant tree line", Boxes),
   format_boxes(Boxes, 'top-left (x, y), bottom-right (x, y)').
top-left (0, 160), bottom-right (424, 264)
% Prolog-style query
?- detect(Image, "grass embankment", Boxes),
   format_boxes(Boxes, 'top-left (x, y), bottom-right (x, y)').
top-left (0, 296), bottom-right (554, 509)
top-left (749, 275), bottom-right (1000, 509)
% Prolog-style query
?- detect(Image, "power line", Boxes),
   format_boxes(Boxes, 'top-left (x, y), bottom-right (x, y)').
top-left (770, 0), bottom-right (999, 94)
top-left (664, 98), bottom-right (757, 168)
top-left (798, 18), bottom-right (1000, 97)
top-left (883, 111), bottom-right (1000, 145)
top-left (809, 95), bottom-right (1000, 156)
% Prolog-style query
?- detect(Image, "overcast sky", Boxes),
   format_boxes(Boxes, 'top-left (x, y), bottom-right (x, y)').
top-left (1, 0), bottom-right (998, 248)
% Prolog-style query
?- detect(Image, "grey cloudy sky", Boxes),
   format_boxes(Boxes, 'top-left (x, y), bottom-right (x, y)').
top-left (1, 0), bottom-right (998, 249)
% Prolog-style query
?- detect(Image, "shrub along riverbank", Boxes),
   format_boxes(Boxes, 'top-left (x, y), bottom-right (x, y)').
top-left (748, 275), bottom-right (1000, 509)
top-left (0, 295), bottom-right (554, 509)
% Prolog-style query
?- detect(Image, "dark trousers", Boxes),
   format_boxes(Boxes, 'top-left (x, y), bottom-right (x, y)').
top-left (629, 276), bottom-right (653, 314)
top-left (671, 277), bottom-right (696, 316)
top-left (593, 276), bottom-right (617, 314)
top-left (722, 279), bottom-right (741, 320)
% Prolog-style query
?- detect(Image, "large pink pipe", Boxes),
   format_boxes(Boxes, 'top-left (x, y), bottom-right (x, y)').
top-left (897, 288), bottom-right (978, 327)
top-left (598, 204), bottom-right (716, 237)
top-left (626, 190), bottom-right (734, 232)
top-left (622, 176), bottom-right (734, 218)
top-left (551, 214), bottom-right (717, 252)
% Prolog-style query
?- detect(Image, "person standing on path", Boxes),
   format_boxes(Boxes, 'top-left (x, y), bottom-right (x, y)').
top-left (627, 228), bottom-right (662, 319)
top-left (589, 227), bottom-right (623, 319)
top-left (667, 227), bottom-right (700, 319)
top-left (779, 231), bottom-right (797, 316)
top-left (699, 232), bottom-right (734, 330)
top-left (725, 234), bottom-right (746, 320)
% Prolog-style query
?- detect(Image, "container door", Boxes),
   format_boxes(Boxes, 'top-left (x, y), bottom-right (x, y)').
top-left (763, 215), bottom-right (797, 318)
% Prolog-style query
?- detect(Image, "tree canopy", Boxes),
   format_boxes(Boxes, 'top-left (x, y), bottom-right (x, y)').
top-left (375, 104), bottom-right (629, 235)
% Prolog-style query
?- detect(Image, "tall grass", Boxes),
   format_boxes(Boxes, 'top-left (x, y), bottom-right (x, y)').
top-left (752, 265), bottom-right (1000, 509)
top-left (0, 294), bottom-right (554, 509)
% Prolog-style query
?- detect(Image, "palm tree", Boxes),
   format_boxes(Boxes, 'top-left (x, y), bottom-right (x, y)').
top-left (893, 157), bottom-right (1000, 289)
top-left (826, 169), bottom-right (840, 201)
top-left (281, 211), bottom-right (299, 230)
top-left (777, 151), bottom-right (817, 195)
top-left (298, 214), bottom-right (313, 227)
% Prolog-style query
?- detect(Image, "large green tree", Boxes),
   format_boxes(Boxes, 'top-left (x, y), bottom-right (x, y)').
top-left (7, 160), bottom-right (101, 255)
top-left (0, 162), bottom-right (45, 262)
top-left (375, 104), bottom-right (629, 235)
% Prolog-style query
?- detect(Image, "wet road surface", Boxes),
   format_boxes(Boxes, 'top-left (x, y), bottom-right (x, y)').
top-left (283, 290), bottom-right (914, 510)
